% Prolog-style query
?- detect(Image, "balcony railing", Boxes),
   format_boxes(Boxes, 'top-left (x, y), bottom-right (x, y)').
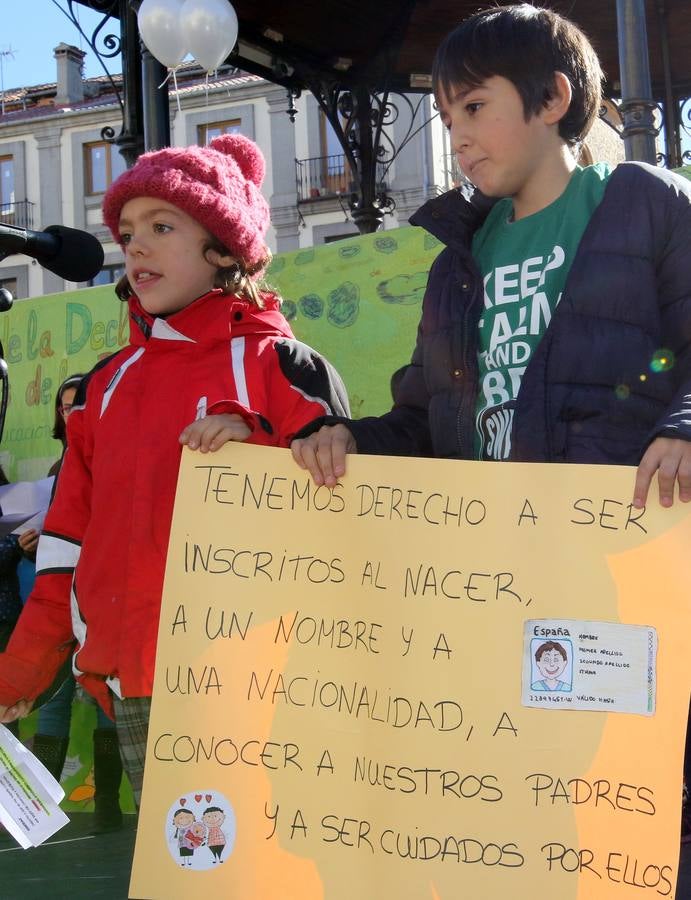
top-left (0, 199), bottom-right (34, 229)
top-left (295, 154), bottom-right (387, 203)
top-left (296, 154), bottom-right (351, 201)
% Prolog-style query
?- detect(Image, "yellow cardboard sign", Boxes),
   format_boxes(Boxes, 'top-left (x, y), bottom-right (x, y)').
top-left (130, 444), bottom-right (690, 899)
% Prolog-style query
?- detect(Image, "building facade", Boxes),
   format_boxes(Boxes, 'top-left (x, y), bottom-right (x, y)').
top-left (0, 44), bottom-right (623, 300)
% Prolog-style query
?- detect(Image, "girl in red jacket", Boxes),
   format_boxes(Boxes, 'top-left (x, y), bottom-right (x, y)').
top-left (0, 134), bottom-right (349, 805)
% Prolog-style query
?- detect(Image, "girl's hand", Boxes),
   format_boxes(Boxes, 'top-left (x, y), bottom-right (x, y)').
top-left (18, 529), bottom-right (39, 556)
top-left (0, 698), bottom-right (34, 723)
top-left (179, 414), bottom-right (251, 452)
top-left (633, 437), bottom-right (691, 509)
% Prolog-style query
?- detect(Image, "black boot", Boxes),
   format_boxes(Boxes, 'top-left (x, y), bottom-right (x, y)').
top-left (92, 728), bottom-right (123, 833)
top-left (31, 733), bottom-right (69, 782)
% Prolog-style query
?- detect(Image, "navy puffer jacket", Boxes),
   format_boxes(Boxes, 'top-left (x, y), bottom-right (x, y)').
top-left (304, 163), bottom-right (691, 464)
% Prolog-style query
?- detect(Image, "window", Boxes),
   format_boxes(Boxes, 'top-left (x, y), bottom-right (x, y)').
top-left (197, 119), bottom-right (241, 145)
top-left (0, 156), bottom-right (15, 216)
top-left (89, 263), bottom-right (125, 288)
top-left (84, 142), bottom-right (127, 195)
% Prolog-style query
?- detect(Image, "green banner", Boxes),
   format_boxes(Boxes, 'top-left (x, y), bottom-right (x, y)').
top-left (1, 225), bottom-right (440, 480)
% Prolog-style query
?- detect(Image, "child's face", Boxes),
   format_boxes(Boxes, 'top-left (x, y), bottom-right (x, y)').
top-left (118, 197), bottom-right (231, 317)
top-left (536, 649), bottom-right (567, 681)
top-left (59, 387), bottom-right (77, 422)
top-left (174, 810), bottom-right (194, 827)
top-left (203, 809), bottom-right (224, 827)
top-left (436, 75), bottom-right (561, 204)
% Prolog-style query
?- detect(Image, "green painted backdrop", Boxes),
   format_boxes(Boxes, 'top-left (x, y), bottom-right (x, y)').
top-left (1, 225), bottom-right (440, 479)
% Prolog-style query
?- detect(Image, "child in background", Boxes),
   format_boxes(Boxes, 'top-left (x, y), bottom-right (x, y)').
top-left (0, 133), bottom-right (349, 805)
top-left (0, 467), bottom-right (33, 738)
top-left (26, 373), bottom-right (124, 833)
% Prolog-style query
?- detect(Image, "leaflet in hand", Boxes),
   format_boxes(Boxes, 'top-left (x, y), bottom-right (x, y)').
top-left (0, 477), bottom-right (54, 538)
top-left (0, 723), bottom-right (69, 848)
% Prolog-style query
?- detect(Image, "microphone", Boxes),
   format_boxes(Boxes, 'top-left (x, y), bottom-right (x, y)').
top-left (0, 222), bottom-right (105, 282)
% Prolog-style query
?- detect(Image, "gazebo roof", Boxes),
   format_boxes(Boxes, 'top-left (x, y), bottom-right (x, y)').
top-left (226, 0), bottom-right (690, 97)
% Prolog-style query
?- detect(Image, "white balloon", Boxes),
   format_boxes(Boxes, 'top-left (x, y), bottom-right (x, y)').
top-left (181, 0), bottom-right (239, 73)
top-left (138, 0), bottom-right (188, 69)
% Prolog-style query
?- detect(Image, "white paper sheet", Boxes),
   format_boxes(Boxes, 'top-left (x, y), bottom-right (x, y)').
top-left (0, 723), bottom-right (69, 848)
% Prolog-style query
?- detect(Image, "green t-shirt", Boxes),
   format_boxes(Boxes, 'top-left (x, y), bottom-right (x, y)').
top-left (471, 163), bottom-right (611, 460)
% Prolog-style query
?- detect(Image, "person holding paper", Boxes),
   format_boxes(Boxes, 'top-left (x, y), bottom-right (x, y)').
top-left (0, 133), bottom-right (349, 807)
top-left (0, 467), bottom-right (41, 739)
top-left (21, 373), bottom-right (125, 834)
top-left (290, 2), bottom-right (691, 839)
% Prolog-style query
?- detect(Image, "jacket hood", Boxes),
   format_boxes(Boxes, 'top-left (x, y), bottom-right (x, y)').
top-left (126, 289), bottom-right (295, 347)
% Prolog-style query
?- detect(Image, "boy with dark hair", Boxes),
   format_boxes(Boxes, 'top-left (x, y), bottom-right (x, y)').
top-left (290, 1), bottom-right (691, 843)
top-left (292, 3), bottom-right (691, 510)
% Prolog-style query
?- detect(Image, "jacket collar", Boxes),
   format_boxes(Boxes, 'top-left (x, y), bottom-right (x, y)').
top-left (410, 185), bottom-right (497, 252)
top-left (127, 289), bottom-right (294, 347)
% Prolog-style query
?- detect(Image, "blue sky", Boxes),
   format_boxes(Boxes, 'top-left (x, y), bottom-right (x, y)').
top-left (3, 1), bottom-right (122, 91)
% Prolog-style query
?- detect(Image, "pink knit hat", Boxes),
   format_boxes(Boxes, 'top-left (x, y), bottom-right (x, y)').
top-left (102, 134), bottom-right (270, 268)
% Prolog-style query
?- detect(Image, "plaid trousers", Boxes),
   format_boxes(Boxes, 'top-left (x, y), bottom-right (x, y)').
top-left (112, 694), bottom-right (151, 809)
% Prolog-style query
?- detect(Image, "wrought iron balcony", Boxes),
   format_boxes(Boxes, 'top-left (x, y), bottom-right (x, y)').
top-left (0, 200), bottom-right (34, 229)
top-left (295, 154), bottom-right (388, 204)
top-left (296, 154), bottom-right (351, 202)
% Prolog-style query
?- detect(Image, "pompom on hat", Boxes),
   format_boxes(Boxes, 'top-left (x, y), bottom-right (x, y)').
top-left (102, 134), bottom-right (270, 269)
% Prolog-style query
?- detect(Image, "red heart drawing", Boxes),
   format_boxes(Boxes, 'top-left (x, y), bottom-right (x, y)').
top-left (194, 794), bottom-right (202, 803)
top-left (205, 794), bottom-right (212, 803)
top-left (179, 798), bottom-right (186, 806)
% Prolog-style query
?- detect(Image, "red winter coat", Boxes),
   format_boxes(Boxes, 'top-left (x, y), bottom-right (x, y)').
top-left (0, 290), bottom-right (348, 715)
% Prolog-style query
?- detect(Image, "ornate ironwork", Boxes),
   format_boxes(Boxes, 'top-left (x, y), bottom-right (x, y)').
top-left (681, 95), bottom-right (691, 164)
top-left (52, 1), bottom-right (145, 167)
top-left (285, 88), bottom-right (300, 124)
top-left (306, 82), bottom-right (435, 231)
top-left (51, 0), bottom-right (122, 113)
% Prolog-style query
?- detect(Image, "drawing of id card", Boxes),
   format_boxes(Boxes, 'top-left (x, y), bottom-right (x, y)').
top-left (521, 619), bottom-right (657, 715)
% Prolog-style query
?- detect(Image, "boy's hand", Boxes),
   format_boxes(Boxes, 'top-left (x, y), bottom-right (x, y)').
top-left (0, 698), bottom-right (34, 723)
top-left (179, 414), bottom-right (251, 452)
top-left (291, 424), bottom-right (357, 487)
top-left (18, 529), bottom-right (39, 556)
top-left (633, 437), bottom-right (691, 509)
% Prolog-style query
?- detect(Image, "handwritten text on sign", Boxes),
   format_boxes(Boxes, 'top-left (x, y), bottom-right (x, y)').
top-left (131, 446), bottom-right (691, 899)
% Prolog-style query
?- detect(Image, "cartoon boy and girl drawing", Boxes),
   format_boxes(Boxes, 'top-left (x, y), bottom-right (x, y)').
top-left (172, 805), bottom-right (227, 866)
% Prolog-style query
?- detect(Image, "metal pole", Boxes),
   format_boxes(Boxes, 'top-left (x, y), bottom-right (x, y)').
top-left (115, 0), bottom-right (145, 167)
top-left (616, 0), bottom-right (658, 163)
top-left (141, 48), bottom-right (170, 151)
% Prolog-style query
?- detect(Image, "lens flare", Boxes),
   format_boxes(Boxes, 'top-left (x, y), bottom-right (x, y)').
top-left (650, 349), bottom-right (675, 373)
top-left (615, 384), bottom-right (630, 400)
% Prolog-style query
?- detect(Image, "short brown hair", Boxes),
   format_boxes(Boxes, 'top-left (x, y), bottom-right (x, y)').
top-left (534, 640), bottom-right (568, 663)
top-left (433, 4), bottom-right (603, 148)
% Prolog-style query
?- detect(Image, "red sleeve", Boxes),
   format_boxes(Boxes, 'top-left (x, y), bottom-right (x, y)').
top-left (0, 382), bottom-right (95, 705)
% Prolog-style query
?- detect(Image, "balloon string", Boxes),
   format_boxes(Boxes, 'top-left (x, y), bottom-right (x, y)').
top-left (157, 68), bottom-right (182, 113)
top-left (172, 68), bottom-right (181, 113)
